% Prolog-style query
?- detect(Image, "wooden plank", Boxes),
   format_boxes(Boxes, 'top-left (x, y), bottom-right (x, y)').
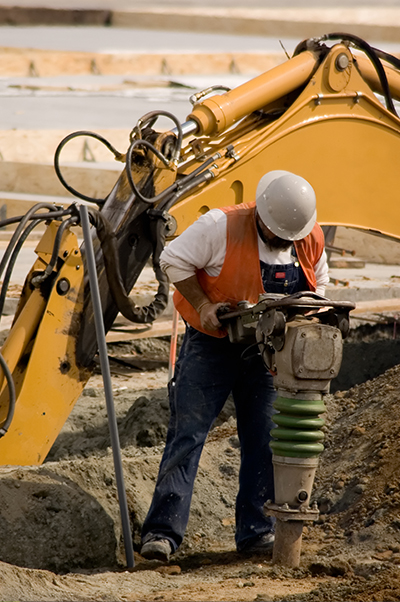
top-left (352, 298), bottom-right (400, 315)
top-left (106, 317), bottom-right (185, 342)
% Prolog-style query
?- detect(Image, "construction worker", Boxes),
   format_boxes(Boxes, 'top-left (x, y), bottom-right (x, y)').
top-left (140, 170), bottom-right (329, 561)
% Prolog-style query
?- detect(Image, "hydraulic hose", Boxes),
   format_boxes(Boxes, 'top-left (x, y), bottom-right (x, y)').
top-left (0, 205), bottom-right (77, 437)
top-left (31, 215), bottom-right (80, 288)
top-left (0, 218), bottom-right (41, 318)
top-left (88, 209), bottom-right (169, 324)
top-left (156, 168), bottom-right (215, 213)
top-left (0, 207), bottom-right (75, 314)
top-left (0, 202), bottom-right (62, 281)
top-left (128, 150), bottom-right (220, 212)
top-left (316, 33), bottom-right (398, 117)
top-left (0, 352), bottom-right (16, 437)
top-left (125, 138), bottom-right (174, 204)
top-left (130, 110), bottom-right (183, 162)
top-left (54, 110), bottom-right (209, 209)
top-left (54, 131), bottom-right (125, 205)
top-left (370, 46), bottom-right (400, 71)
top-left (177, 153), bottom-right (221, 186)
top-left (0, 207), bottom-right (73, 230)
top-left (125, 110), bottom-right (184, 204)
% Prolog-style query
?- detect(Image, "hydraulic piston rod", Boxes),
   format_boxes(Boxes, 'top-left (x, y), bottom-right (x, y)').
top-left (187, 50), bottom-right (318, 136)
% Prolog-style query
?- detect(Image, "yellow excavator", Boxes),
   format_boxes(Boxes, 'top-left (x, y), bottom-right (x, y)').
top-left (0, 32), bottom-right (399, 565)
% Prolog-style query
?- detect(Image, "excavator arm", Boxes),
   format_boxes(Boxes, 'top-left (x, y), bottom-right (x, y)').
top-left (0, 33), bottom-right (400, 465)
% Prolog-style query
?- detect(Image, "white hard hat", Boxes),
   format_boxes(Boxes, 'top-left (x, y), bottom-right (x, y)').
top-left (255, 170), bottom-right (317, 241)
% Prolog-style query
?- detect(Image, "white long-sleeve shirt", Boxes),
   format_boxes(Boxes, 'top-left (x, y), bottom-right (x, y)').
top-left (160, 209), bottom-right (330, 296)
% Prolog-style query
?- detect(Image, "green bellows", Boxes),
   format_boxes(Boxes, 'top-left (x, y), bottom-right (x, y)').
top-left (270, 396), bottom-right (326, 458)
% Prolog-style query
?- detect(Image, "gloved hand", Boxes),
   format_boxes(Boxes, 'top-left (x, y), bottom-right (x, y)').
top-left (198, 301), bottom-right (230, 332)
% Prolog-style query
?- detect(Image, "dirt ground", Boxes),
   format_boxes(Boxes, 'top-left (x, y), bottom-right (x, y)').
top-left (1, 225), bottom-right (400, 601)
top-left (1, 326), bottom-right (400, 602)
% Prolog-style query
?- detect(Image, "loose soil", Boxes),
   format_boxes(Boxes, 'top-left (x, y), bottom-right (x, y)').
top-left (1, 327), bottom-right (400, 602)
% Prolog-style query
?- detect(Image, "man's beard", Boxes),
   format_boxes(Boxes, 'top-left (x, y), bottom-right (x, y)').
top-left (266, 236), bottom-right (293, 251)
top-left (256, 220), bottom-right (292, 250)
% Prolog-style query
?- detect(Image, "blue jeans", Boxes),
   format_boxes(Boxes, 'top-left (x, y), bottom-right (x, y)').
top-left (141, 325), bottom-right (276, 552)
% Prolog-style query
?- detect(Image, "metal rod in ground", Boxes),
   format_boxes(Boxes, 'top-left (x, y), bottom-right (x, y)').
top-left (79, 204), bottom-right (135, 569)
top-left (168, 306), bottom-right (179, 381)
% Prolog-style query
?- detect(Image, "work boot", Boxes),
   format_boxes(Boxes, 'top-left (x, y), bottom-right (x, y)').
top-left (239, 532), bottom-right (275, 555)
top-left (141, 538), bottom-right (172, 561)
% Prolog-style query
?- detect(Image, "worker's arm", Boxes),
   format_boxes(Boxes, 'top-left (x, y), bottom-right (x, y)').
top-left (173, 275), bottom-right (226, 331)
top-left (314, 249), bottom-right (330, 296)
top-left (161, 209), bottom-right (228, 331)
top-left (160, 209), bottom-right (226, 279)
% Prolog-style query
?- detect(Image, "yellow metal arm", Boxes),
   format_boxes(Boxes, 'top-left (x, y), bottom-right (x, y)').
top-left (171, 42), bottom-right (400, 240)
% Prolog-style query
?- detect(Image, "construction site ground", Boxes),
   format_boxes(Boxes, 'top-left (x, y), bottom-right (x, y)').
top-left (2, 331), bottom-right (400, 601)
top-left (0, 230), bottom-right (400, 601)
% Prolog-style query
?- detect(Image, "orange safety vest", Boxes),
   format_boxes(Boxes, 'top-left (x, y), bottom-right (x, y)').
top-left (174, 202), bottom-right (325, 337)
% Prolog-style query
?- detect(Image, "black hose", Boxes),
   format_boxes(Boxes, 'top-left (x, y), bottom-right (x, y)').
top-left (0, 203), bottom-right (62, 281)
top-left (125, 138), bottom-right (175, 204)
top-left (0, 207), bottom-right (73, 230)
top-left (31, 215), bottom-right (80, 287)
top-left (0, 206), bottom-right (76, 319)
top-left (318, 33), bottom-right (398, 117)
top-left (177, 153), bottom-right (221, 186)
top-left (131, 109), bottom-right (183, 153)
top-left (156, 169), bottom-right (215, 213)
top-left (89, 168), bottom-right (216, 323)
top-left (88, 209), bottom-right (170, 324)
top-left (126, 149), bottom-right (220, 211)
top-left (0, 352), bottom-right (16, 437)
top-left (240, 341), bottom-right (262, 361)
top-left (370, 46), bottom-right (400, 71)
top-left (0, 205), bottom-right (77, 437)
top-left (125, 110), bottom-right (184, 203)
top-left (54, 131), bottom-right (125, 205)
top-left (0, 218), bottom-right (41, 319)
